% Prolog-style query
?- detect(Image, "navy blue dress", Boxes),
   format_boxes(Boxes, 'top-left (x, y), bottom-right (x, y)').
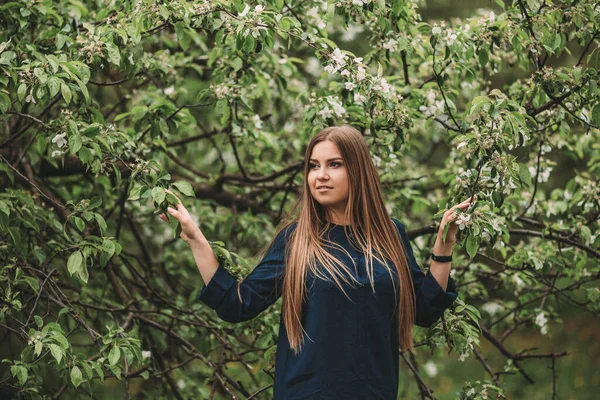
top-left (198, 218), bottom-right (458, 399)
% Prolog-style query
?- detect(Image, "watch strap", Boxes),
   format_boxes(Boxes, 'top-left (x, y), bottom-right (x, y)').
top-left (432, 253), bottom-right (453, 262)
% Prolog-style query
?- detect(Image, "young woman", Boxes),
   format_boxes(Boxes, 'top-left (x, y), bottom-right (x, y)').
top-left (160, 125), bottom-right (475, 399)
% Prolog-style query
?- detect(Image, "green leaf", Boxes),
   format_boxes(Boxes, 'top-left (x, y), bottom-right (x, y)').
top-left (231, 57), bottom-right (243, 72)
top-left (69, 135), bottom-right (82, 154)
top-left (100, 239), bottom-right (116, 267)
top-left (466, 234), bottom-right (479, 259)
top-left (128, 185), bottom-right (143, 201)
top-left (71, 366), bottom-right (83, 388)
top-left (243, 35), bottom-right (255, 53)
top-left (104, 41), bottom-right (121, 66)
top-left (34, 341), bottom-right (43, 357)
top-left (61, 82), bottom-right (72, 105)
top-left (0, 92), bottom-right (10, 113)
top-left (48, 76), bottom-right (61, 97)
top-left (92, 361), bottom-right (104, 382)
top-left (48, 343), bottom-right (64, 364)
top-left (103, 239), bottom-right (115, 257)
top-left (74, 77), bottom-right (89, 104)
top-left (264, 345), bottom-right (277, 361)
top-left (591, 105), bottom-right (600, 126)
top-left (478, 48), bottom-right (488, 67)
top-left (17, 83), bottom-right (27, 102)
top-left (172, 180), bottom-right (195, 197)
top-left (72, 216), bottom-right (85, 231)
top-left (21, 276), bottom-right (39, 292)
top-left (0, 200), bottom-right (10, 216)
top-left (518, 163), bottom-right (532, 188)
top-left (12, 365), bottom-right (27, 386)
top-left (79, 263), bottom-right (89, 283)
top-left (94, 213), bottom-right (107, 233)
top-left (108, 346), bottom-right (120, 366)
top-left (151, 187), bottom-right (165, 205)
top-left (67, 251), bottom-right (83, 277)
top-left (81, 361), bottom-right (94, 380)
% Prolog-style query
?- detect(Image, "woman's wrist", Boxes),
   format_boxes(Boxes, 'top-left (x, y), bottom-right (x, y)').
top-left (190, 237), bottom-right (210, 250)
top-left (433, 238), bottom-right (454, 256)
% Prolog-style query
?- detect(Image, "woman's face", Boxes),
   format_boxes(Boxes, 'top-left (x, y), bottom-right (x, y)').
top-left (307, 140), bottom-right (350, 218)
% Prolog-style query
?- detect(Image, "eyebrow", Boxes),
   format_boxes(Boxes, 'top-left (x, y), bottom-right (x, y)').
top-left (308, 157), bottom-right (343, 162)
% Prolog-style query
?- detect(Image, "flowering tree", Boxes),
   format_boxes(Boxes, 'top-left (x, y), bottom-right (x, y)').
top-left (1, 0), bottom-right (599, 398)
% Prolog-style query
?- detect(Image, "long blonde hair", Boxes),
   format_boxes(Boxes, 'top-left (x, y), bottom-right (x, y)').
top-left (269, 125), bottom-right (417, 355)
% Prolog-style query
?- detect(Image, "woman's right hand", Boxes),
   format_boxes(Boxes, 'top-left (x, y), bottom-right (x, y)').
top-left (159, 189), bottom-right (207, 247)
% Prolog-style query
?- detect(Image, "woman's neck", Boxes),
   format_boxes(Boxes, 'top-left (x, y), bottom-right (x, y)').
top-left (325, 209), bottom-right (348, 225)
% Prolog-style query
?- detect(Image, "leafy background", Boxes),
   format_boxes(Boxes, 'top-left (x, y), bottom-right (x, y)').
top-left (0, 0), bottom-right (599, 398)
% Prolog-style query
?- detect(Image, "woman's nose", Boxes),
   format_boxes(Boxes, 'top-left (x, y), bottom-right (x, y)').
top-left (316, 167), bottom-right (329, 179)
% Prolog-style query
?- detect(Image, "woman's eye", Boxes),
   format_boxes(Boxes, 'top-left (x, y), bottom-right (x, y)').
top-left (309, 163), bottom-right (319, 169)
top-left (330, 162), bottom-right (341, 167)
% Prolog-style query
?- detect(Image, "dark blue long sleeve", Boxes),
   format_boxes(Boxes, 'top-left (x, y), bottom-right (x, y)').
top-left (197, 220), bottom-right (457, 399)
top-left (392, 218), bottom-right (458, 327)
top-left (197, 223), bottom-right (296, 323)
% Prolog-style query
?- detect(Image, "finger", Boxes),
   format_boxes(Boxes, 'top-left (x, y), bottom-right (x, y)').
top-left (166, 207), bottom-right (180, 220)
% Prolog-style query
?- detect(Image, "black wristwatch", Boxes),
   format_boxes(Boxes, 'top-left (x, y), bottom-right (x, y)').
top-left (431, 253), bottom-right (453, 263)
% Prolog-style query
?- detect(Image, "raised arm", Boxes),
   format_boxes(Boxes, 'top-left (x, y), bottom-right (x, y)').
top-left (196, 223), bottom-right (297, 323)
top-left (392, 218), bottom-right (458, 327)
top-left (159, 191), bottom-right (297, 323)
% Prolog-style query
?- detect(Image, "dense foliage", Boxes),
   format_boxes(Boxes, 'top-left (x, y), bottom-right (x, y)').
top-left (1, 0), bottom-right (599, 398)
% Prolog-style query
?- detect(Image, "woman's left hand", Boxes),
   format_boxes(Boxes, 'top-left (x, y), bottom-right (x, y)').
top-left (434, 194), bottom-right (477, 254)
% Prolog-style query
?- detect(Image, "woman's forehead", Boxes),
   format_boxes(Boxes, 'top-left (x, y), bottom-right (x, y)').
top-left (310, 141), bottom-right (342, 160)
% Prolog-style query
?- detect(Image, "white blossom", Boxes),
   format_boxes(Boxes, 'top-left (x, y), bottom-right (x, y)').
top-left (419, 90), bottom-right (445, 117)
top-left (382, 38), bottom-right (398, 50)
top-left (340, 69), bottom-right (351, 77)
top-left (535, 311), bottom-right (548, 335)
top-left (492, 240), bottom-right (505, 250)
top-left (345, 82), bottom-right (356, 91)
top-left (481, 302), bottom-right (504, 316)
top-left (482, 228), bottom-right (491, 241)
top-left (163, 86), bottom-right (175, 96)
top-left (51, 150), bottom-right (64, 158)
top-left (252, 114), bottom-right (263, 130)
top-left (330, 48), bottom-right (347, 66)
top-left (432, 26), bottom-right (442, 35)
top-left (512, 273), bottom-right (524, 288)
top-left (354, 92), bottom-right (366, 105)
top-left (541, 144), bottom-right (552, 155)
top-left (318, 106), bottom-right (333, 119)
top-left (445, 30), bottom-right (458, 46)
top-left (423, 361), bottom-right (438, 377)
top-left (324, 64), bottom-right (339, 74)
top-left (306, 7), bottom-right (326, 29)
top-left (373, 78), bottom-right (391, 94)
top-left (142, 350), bottom-right (152, 359)
top-left (456, 213), bottom-right (471, 230)
top-left (329, 98), bottom-right (346, 117)
top-left (238, 4), bottom-right (251, 17)
top-left (341, 24), bottom-right (364, 42)
top-left (355, 67), bottom-right (367, 81)
top-left (251, 25), bottom-right (267, 38)
top-left (253, 5), bottom-right (265, 16)
top-left (305, 57), bottom-right (322, 76)
top-left (52, 133), bottom-right (67, 148)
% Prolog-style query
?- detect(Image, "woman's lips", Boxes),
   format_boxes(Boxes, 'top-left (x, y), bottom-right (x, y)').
top-left (317, 187), bottom-right (333, 192)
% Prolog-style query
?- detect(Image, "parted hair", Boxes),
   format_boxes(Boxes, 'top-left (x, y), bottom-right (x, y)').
top-left (262, 125), bottom-right (417, 355)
